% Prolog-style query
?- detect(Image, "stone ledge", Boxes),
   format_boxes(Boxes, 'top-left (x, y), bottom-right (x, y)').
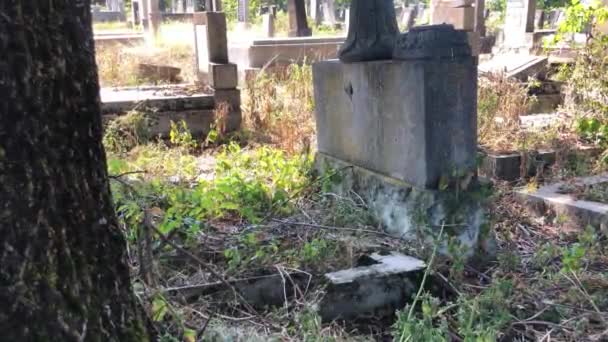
top-left (515, 174), bottom-right (608, 229)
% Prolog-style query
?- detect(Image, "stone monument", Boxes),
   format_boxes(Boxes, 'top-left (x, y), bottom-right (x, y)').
top-left (316, 2), bottom-right (493, 257)
top-left (339, 0), bottom-right (399, 62)
top-left (193, 12), bottom-right (242, 132)
top-left (502, 0), bottom-right (537, 52)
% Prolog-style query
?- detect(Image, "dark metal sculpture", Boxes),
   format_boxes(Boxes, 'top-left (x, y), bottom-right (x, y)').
top-left (338, 0), bottom-right (400, 63)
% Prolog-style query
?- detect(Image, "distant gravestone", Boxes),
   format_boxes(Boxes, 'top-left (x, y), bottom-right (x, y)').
top-left (311, 0), bottom-right (321, 25)
top-left (401, 5), bottom-right (418, 29)
top-left (288, 0), bottom-right (312, 37)
top-left (535, 9), bottom-right (545, 29)
top-left (237, 0), bottom-right (250, 28)
top-left (503, 0), bottom-right (536, 48)
top-left (262, 13), bottom-right (275, 37)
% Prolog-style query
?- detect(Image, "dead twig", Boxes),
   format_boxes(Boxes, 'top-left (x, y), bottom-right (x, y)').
top-left (146, 223), bottom-right (262, 318)
top-left (271, 218), bottom-right (398, 239)
top-left (109, 170), bottom-right (147, 179)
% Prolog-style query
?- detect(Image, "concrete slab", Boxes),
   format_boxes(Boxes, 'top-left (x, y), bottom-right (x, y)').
top-left (320, 252), bottom-right (425, 321)
top-left (100, 85), bottom-right (214, 114)
top-left (325, 252), bottom-right (426, 285)
top-left (478, 145), bottom-right (601, 182)
top-left (229, 36), bottom-right (345, 71)
top-left (94, 33), bottom-right (145, 46)
top-left (516, 174), bottom-right (608, 229)
top-left (479, 54), bottom-right (547, 80)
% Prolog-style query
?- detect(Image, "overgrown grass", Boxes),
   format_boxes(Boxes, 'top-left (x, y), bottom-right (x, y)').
top-left (96, 21), bottom-right (195, 87)
top-left (560, 34), bottom-right (608, 167)
top-left (477, 73), bottom-right (564, 153)
top-left (243, 63), bottom-right (316, 154)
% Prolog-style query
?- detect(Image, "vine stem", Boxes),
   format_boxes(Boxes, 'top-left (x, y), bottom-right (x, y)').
top-left (400, 224), bottom-right (445, 342)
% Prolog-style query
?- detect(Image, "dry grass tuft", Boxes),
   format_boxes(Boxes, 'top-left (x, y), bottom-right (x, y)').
top-left (95, 21), bottom-right (195, 87)
top-left (243, 63), bottom-right (316, 155)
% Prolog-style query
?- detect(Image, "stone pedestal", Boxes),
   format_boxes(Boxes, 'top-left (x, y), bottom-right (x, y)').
top-left (314, 58), bottom-right (477, 189)
top-left (193, 12), bottom-right (241, 132)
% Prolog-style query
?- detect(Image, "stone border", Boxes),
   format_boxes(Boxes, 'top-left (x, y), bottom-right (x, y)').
top-left (515, 174), bottom-right (608, 228)
top-left (478, 146), bottom-right (601, 182)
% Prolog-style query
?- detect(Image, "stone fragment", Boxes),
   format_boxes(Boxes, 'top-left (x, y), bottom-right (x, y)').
top-left (516, 174), bottom-right (608, 230)
top-left (320, 252), bottom-right (425, 321)
top-left (137, 63), bottom-right (181, 83)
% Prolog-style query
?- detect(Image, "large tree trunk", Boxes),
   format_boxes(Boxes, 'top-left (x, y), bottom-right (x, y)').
top-left (0, 1), bottom-right (149, 341)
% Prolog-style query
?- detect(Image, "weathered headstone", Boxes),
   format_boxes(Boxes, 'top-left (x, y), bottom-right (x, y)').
top-left (237, 0), bottom-right (250, 29)
top-left (288, 0), bottom-right (312, 37)
top-left (503, 0), bottom-right (537, 49)
top-left (475, 0), bottom-right (486, 35)
top-left (535, 9), bottom-right (545, 29)
top-left (146, 0), bottom-right (161, 44)
top-left (431, 0), bottom-right (475, 31)
top-left (262, 13), bottom-right (275, 37)
top-left (310, 0), bottom-right (321, 25)
top-left (131, 1), bottom-right (141, 25)
top-left (314, 24), bottom-right (492, 257)
top-left (192, 12), bottom-right (242, 132)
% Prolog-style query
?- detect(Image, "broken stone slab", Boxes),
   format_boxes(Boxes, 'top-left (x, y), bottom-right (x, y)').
top-left (319, 252), bottom-right (425, 321)
top-left (164, 272), bottom-right (311, 309)
top-left (478, 149), bottom-right (556, 182)
top-left (479, 54), bottom-right (548, 81)
top-left (137, 63), bottom-right (182, 83)
top-left (100, 85), bottom-right (214, 114)
top-left (515, 174), bottom-right (608, 229)
top-left (478, 146), bottom-right (601, 182)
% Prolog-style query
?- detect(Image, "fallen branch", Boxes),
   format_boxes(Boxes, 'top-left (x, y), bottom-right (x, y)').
top-left (146, 223), bottom-right (261, 318)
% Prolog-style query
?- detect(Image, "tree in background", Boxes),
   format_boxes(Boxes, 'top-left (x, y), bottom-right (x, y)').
top-left (0, 1), bottom-right (149, 340)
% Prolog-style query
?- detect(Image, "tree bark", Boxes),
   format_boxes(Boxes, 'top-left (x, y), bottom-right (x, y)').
top-left (0, 1), bottom-right (149, 341)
